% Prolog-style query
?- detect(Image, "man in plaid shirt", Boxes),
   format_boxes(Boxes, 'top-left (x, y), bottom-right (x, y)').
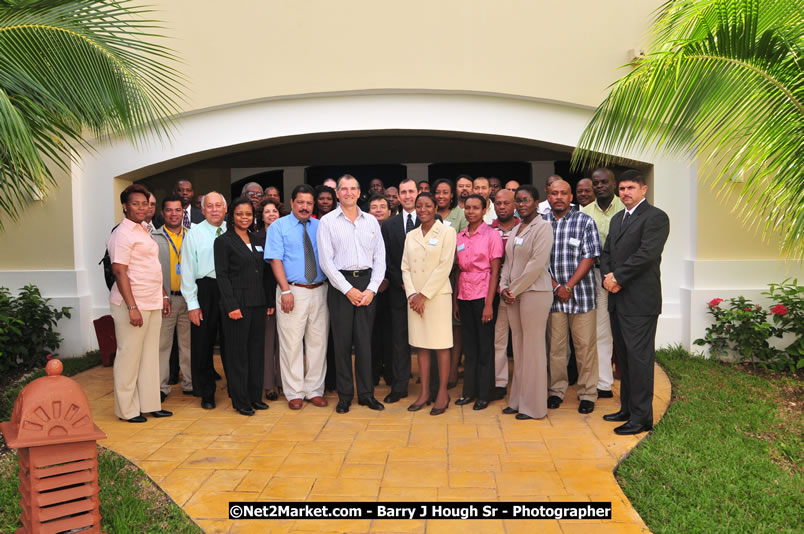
top-left (544, 180), bottom-right (601, 414)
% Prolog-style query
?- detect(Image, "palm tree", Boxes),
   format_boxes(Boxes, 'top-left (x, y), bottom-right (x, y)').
top-left (572, 0), bottom-right (803, 257)
top-left (0, 0), bottom-right (183, 227)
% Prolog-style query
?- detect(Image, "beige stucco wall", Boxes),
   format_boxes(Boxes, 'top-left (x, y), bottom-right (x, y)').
top-left (0, 158), bottom-right (74, 270)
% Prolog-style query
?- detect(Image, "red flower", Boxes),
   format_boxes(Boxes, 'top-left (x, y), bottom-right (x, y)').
top-left (708, 298), bottom-right (724, 308)
top-left (744, 307), bottom-right (752, 311)
top-left (770, 304), bottom-right (789, 316)
top-left (46, 354), bottom-right (52, 360)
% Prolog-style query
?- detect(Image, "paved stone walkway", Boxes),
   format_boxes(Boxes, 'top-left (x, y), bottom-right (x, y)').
top-left (75, 358), bottom-right (670, 533)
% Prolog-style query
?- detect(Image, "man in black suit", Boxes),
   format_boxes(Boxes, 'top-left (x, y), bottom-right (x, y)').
top-left (175, 180), bottom-right (205, 229)
top-left (380, 178), bottom-right (420, 403)
top-left (600, 170), bottom-right (669, 435)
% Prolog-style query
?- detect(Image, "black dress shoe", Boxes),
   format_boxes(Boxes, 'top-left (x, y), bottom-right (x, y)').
top-left (472, 400), bottom-right (489, 411)
top-left (515, 413), bottom-right (534, 420)
top-left (214, 370), bottom-right (222, 380)
top-left (383, 392), bottom-right (408, 403)
top-left (237, 407), bottom-right (255, 416)
top-left (358, 397), bottom-right (385, 411)
top-left (336, 400), bottom-right (350, 414)
top-left (547, 395), bottom-right (563, 409)
top-left (447, 381), bottom-right (457, 389)
top-left (160, 391), bottom-right (167, 403)
top-left (252, 401), bottom-right (269, 410)
top-left (502, 406), bottom-right (518, 415)
top-left (603, 411), bottom-right (630, 422)
top-left (494, 387), bottom-right (507, 400)
top-left (455, 396), bottom-right (475, 406)
top-left (578, 400), bottom-right (595, 414)
top-left (614, 421), bottom-right (653, 435)
top-left (265, 390), bottom-right (278, 401)
top-left (182, 390), bottom-right (195, 395)
top-left (597, 388), bottom-right (614, 398)
top-left (149, 410), bottom-right (173, 418)
top-left (119, 415), bottom-right (147, 423)
top-left (201, 399), bottom-right (216, 410)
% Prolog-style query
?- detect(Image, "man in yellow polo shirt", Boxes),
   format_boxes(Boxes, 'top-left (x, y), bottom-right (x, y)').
top-left (152, 195), bottom-right (193, 400)
top-left (581, 168), bottom-right (625, 399)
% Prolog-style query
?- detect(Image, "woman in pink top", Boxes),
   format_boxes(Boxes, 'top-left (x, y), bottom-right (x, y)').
top-left (453, 194), bottom-right (504, 411)
top-left (107, 184), bottom-right (172, 423)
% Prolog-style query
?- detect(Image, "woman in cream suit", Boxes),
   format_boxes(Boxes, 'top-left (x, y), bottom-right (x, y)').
top-left (401, 192), bottom-right (457, 415)
top-left (499, 185), bottom-right (554, 420)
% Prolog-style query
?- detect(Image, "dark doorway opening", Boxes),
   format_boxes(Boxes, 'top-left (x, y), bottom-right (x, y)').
top-left (231, 169), bottom-right (284, 203)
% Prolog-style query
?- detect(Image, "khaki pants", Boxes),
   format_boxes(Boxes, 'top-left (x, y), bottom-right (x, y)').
top-left (159, 294), bottom-right (192, 394)
top-left (548, 309), bottom-right (598, 402)
top-left (110, 303), bottom-right (162, 419)
top-left (594, 268), bottom-right (614, 391)
top-left (493, 298), bottom-right (510, 388)
top-left (276, 284), bottom-right (329, 400)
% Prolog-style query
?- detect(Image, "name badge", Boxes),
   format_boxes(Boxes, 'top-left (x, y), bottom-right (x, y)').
top-left (175, 264), bottom-right (181, 274)
top-left (457, 243), bottom-right (465, 252)
top-left (255, 245), bottom-right (263, 252)
top-left (428, 238), bottom-right (439, 246)
top-left (443, 220), bottom-right (452, 227)
top-left (514, 237), bottom-right (524, 247)
top-left (568, 237), bottom-right (581, 248)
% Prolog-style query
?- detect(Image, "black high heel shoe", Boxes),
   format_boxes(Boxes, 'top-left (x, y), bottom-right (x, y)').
top-left (407, 399), bottom-right (430, 412)
top-left (430, 395), bottom-right (450, 416)
top-left (265, 390), bottom-right (278, 401)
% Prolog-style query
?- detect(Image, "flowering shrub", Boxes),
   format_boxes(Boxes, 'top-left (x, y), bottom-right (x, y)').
top-left (695, 280), bottom-right (803, 374)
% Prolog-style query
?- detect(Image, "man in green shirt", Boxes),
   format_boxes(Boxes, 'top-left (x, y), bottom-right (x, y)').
top-left (581, 168), bottom-right (625, 399)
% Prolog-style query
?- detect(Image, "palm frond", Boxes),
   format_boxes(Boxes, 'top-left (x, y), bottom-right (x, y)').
top-left (572, 0), bottom-right (804, 257)
top-left (0, 0), bottom-right (185, 228)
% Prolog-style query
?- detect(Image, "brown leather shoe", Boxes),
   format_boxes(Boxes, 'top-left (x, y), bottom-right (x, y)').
top-left (309, 396), bottom-right (328, 407)
top-left (288, 398), bottom-right (303, 410)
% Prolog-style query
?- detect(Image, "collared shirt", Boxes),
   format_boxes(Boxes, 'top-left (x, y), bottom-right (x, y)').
top-left (455, 223), bottom-right (504, 301)
top-left (482, 203), bottom-right (497, 225)
top-left (539, 199), bottom-right (577, 216)
top-left (107, 218), bottom-right (162, 310)
top-left (180, 219), bottom-right (226, 310)
top-left (581, 195), bottom-right (625, 252)
top-left (264, 212), bottom-right (326, 284)
top-left (163, 226), bottom-right (185, 292)
top-left (317, 206), bottom-right (386, 294)
top-left (441, 206), bottom-right (468, 233)
top-left (401, 209), bottom-right (417, 233)
top-left (624, 197), bottom-right (646, 217)
top-left (545, 209), bottom-right (600, 314)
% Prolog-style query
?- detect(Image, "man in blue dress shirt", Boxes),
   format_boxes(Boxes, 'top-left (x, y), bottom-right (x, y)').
top-left (265, 184), bottom-right (329, 410)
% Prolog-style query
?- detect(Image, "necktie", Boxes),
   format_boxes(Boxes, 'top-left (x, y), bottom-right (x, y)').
top-left (183, 209), bottom-right (190, 230)
top-left (302, 221), bottom-right (316, 283)
top-left (622, 212), bottom-right (632, 233)
top-left (216, 226), bottom-right (222, 237)
top-left (406, 213), bottom-right (414, 233)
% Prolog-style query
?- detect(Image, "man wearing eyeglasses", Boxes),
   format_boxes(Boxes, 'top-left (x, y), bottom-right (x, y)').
top-left (241, 182), bottom-right (264, 231)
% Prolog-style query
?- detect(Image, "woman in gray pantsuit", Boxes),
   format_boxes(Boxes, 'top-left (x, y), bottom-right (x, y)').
top-left (499, 185), bottom-right (554, 420)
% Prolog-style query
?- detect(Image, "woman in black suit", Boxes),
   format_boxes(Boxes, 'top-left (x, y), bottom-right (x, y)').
top-left (254, 198), bottom-right (281, 401)
top-left (214, 197), bottom-right (268, 415)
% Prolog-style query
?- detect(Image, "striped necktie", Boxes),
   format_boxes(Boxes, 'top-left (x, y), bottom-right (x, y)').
top-left (302, 221), bottom-right (316, 283)
top-left (406, 213), bottom-right (414, 233)
top-left (183, 209), bottom-right (191, 230)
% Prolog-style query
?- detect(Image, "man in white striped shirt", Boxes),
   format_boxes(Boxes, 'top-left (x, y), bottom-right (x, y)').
top-left (317, 174), bottom-right (387, 414)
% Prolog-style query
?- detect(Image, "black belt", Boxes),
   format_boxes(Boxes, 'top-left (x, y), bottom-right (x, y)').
top-left (170, 290), bottom-right (182, 296)
top-left (340, 269), bottom-right (372, 278)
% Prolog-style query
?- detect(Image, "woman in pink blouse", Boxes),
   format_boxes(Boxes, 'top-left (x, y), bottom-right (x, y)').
top-left (453, 194), bottom-right (504, 411)
top-left (107, 184), bottom-right (172, 423)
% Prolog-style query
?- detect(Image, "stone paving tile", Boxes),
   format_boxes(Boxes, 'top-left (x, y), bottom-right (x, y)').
top-left (75, 358), bottom-right (670, 533)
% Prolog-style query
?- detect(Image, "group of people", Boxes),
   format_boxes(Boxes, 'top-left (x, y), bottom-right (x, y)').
top-left (107, 167), bottom-right (668, 435)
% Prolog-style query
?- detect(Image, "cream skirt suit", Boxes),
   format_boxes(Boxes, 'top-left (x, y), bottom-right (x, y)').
top-left (401, 220), bottom-right (457, 349)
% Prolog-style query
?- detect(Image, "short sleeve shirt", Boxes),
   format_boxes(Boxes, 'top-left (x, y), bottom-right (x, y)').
top-left (107, 218), bottom-right (163, 310)
top-left (545, 210), bottom-right (600, 314)
top-left (455, 223), bottom-right (504, 301)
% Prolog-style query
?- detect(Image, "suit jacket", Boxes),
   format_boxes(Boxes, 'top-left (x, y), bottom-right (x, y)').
top-left (252, 230), bottom-right (278, 308)
top-left (600, 201), bottom-right (670, 316)
top-left (499, 217), bottom-right (553, 297)
top-left (213, 230), bottom-right (267, 314)
top-left (401, 220), bottom-right (456, 299)
top-left (381, 211), bottom-right (421, 290)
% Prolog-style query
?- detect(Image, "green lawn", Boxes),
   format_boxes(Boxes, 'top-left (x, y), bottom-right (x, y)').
top-left (0, 352), bottom-right (201, 533)
top-left (620, 347), bottom-right (803, 533)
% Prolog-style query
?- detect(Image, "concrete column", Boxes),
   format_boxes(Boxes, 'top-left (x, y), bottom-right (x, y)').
top-left (284, 166), bottom-right (306, 195)
top-left (529, 161), bottom-right (555, 190)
